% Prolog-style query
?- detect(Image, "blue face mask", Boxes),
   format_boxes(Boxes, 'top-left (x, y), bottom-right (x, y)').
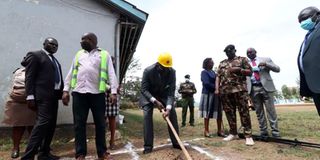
top-left (300, 18), bottom-right (316, 30)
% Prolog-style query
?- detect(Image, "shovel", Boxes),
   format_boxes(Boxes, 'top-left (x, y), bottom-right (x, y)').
top-left (161, 109), bottom-right (192, 160)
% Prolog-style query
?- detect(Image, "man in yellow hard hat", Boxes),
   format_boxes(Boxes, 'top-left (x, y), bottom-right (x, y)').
top-left (139, 52), bottom-right (181, 154)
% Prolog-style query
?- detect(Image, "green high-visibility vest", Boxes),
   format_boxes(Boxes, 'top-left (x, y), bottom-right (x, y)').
top-left (70, 49), bottom-right (109, 92)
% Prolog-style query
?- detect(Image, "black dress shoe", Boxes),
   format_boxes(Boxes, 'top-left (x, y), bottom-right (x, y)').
top-left (217, 132), bottom-right (226, 138)
top-left (38, 153), bottom-right (60, 160)
top-left (172, 144), bottom-right (182, 150)
top-left (272, 134), bottom-right (281, 138)
top-left (143, 149), bottom-right (152, 154)
top-left (11, 149), bottom-right (19, 158)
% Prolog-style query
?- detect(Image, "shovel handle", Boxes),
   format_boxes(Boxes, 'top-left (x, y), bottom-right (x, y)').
top-left (161, 109), bottom-right (192, 160)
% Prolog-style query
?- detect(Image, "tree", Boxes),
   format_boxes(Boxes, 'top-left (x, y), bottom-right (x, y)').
top-left (281, 85), bottom-right (291, 99)
top-left (121, 76), bottom-right (141, 102)
top-left (281, 85), bottom-right (299, 100)
top-left (291, 87), bottom-right (299, 99)
top-left (274, 90), bottom-right (283, 99)
top-left (121, 56), bottom-right (142, 103)
top-left (126, 56), bottom-right (141, 75)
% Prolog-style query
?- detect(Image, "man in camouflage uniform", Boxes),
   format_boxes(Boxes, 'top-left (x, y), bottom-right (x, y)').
top-left (178, 74), bottom-right (197, 127)
top-left (216, 44), bottom-right (255, 146)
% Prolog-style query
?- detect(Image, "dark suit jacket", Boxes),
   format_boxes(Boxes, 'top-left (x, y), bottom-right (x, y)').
top-left (21, 50), bottom-right (64, 100)
top-left (139, 63), bottom-right (176, 107)
top-left (298, 23), bottom-right (320, 96)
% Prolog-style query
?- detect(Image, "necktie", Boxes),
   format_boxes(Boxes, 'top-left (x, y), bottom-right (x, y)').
top-left (49, 55), bottom-right (60, 84)
top-left (252, 60), bottom-right (260, 81)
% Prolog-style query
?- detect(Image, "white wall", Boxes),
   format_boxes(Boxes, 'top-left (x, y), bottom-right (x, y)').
top-left (0, 0), bottom-right (120, 126)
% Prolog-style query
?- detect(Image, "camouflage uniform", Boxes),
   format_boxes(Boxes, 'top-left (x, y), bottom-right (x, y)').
top-left (178, 81), bottom-right (197, 126)
top-left (217, 56), bottom-right (253, 137)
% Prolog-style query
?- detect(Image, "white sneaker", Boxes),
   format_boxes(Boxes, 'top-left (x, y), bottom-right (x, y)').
top-left (245, 137), bottom-right (255, 146)
top-left (223, 134), bottom-right (237, 141)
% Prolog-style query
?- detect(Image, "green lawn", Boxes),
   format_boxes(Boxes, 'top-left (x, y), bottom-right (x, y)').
top-left (1, 105), bottom-right (319, 160)
top-left (118, 106), bottom-right (320, 160)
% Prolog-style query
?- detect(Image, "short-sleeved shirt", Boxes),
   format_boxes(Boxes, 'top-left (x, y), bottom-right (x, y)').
top-left (217, 56), bottom-right (252, 94)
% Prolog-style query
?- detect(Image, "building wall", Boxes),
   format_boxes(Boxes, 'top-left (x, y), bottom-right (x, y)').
top-left (0, 0), bottom-right (120, 126)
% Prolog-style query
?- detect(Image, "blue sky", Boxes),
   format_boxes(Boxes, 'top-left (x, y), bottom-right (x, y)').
top-left (127, 0), bottom-right (320, 101)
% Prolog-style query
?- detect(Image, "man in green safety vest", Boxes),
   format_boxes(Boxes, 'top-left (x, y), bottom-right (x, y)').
top-left (62, 32), bottom-right (118, 160)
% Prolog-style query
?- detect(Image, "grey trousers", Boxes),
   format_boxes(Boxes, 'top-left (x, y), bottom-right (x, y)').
top-left (251, 86), bottom-right (280, 137)
top-left (142, 104), bottom-right (179, 150)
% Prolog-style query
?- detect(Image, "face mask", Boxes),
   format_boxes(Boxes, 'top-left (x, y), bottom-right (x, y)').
top-left (247, 52), bottom-right (256, 60)
top-left (81, 41), bottom-right (92, 51)
top-left (226, 51), bottom-right (235, 59)
top-left (300, 18), bottom-right (316, 30)
top-left (185, 78), bottom-right (190, 82)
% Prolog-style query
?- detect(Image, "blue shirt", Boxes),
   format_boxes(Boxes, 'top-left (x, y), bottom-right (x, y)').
top-left (201, 69), bottom-right (215, 94)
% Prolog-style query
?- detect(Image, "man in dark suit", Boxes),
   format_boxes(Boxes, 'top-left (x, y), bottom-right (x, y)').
top-left (139, 52), bottom-right (181, 154)
top-left (21, 37), bottom-right (63, 160)
top-left (298, 6), bottom-right (320, 116)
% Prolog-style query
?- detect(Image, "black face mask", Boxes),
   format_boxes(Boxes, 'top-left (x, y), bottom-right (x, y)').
top-left (247, 53), bottom-right (256, 60)
top-left (157, 63), bottom-right (169, 74)
top-left (226, 51), bottom-right (235, 59)
top-left (81, 42), bottom-right (92, 51)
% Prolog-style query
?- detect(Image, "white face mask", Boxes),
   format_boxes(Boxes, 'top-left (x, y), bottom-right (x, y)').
top-left (185, 78), bottom-right (190, 82)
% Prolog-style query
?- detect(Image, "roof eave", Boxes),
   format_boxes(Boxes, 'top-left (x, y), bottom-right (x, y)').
top-left (102, 0), bottom-right (148, 24)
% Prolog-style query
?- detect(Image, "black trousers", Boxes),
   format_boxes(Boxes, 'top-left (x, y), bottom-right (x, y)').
top-left (312, 93), bottom-right (320, 116)
top-left (21, 98), bottom-right (59, 160)
top-left (300, 74), bottom-right (320, 116)
top-left (143, 103), bottom-right (179, 150)
top-left (72, 92), bottom-right (107, 158)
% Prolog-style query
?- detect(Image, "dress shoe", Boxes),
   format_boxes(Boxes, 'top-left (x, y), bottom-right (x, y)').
top-left (172, 144), bottom-right (182, 150)
top-left (11, 149), bottom-right (19, 158)
top-left (190, 123), bottom-right (195, 127)
top-left (98, 152), bottom-right (113, 160)
top-left (37, 153), bottom-right (60, 160)
top-left (217, 132), bottom-right (226, 138)
top-left (272, 134), bottom-right (281, 138)
top-left (76, 155), bottom-right (85, 160)
top-left (204, 132), bottom-right (213, 138)
top-left (143, 149), bottom-right (152, 154)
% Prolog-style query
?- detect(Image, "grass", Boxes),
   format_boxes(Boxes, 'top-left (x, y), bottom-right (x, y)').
top-left (1, 105), bottom-right (320, 159)
top-left (278, 111), bottom-right (320, 139)
top-left (118, 105), bottom-right (320, 160)
top-left (119, 109), bottom-right (170, 140)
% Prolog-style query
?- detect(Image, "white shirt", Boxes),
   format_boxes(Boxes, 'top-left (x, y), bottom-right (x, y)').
top-left (63, 48), bottom-right (119, 94)
top-left (247, 57), bottom-right (261, 84)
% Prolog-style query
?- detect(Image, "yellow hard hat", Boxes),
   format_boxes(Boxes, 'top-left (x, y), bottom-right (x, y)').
top-left (157, 52), bottom-right (172, 68)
